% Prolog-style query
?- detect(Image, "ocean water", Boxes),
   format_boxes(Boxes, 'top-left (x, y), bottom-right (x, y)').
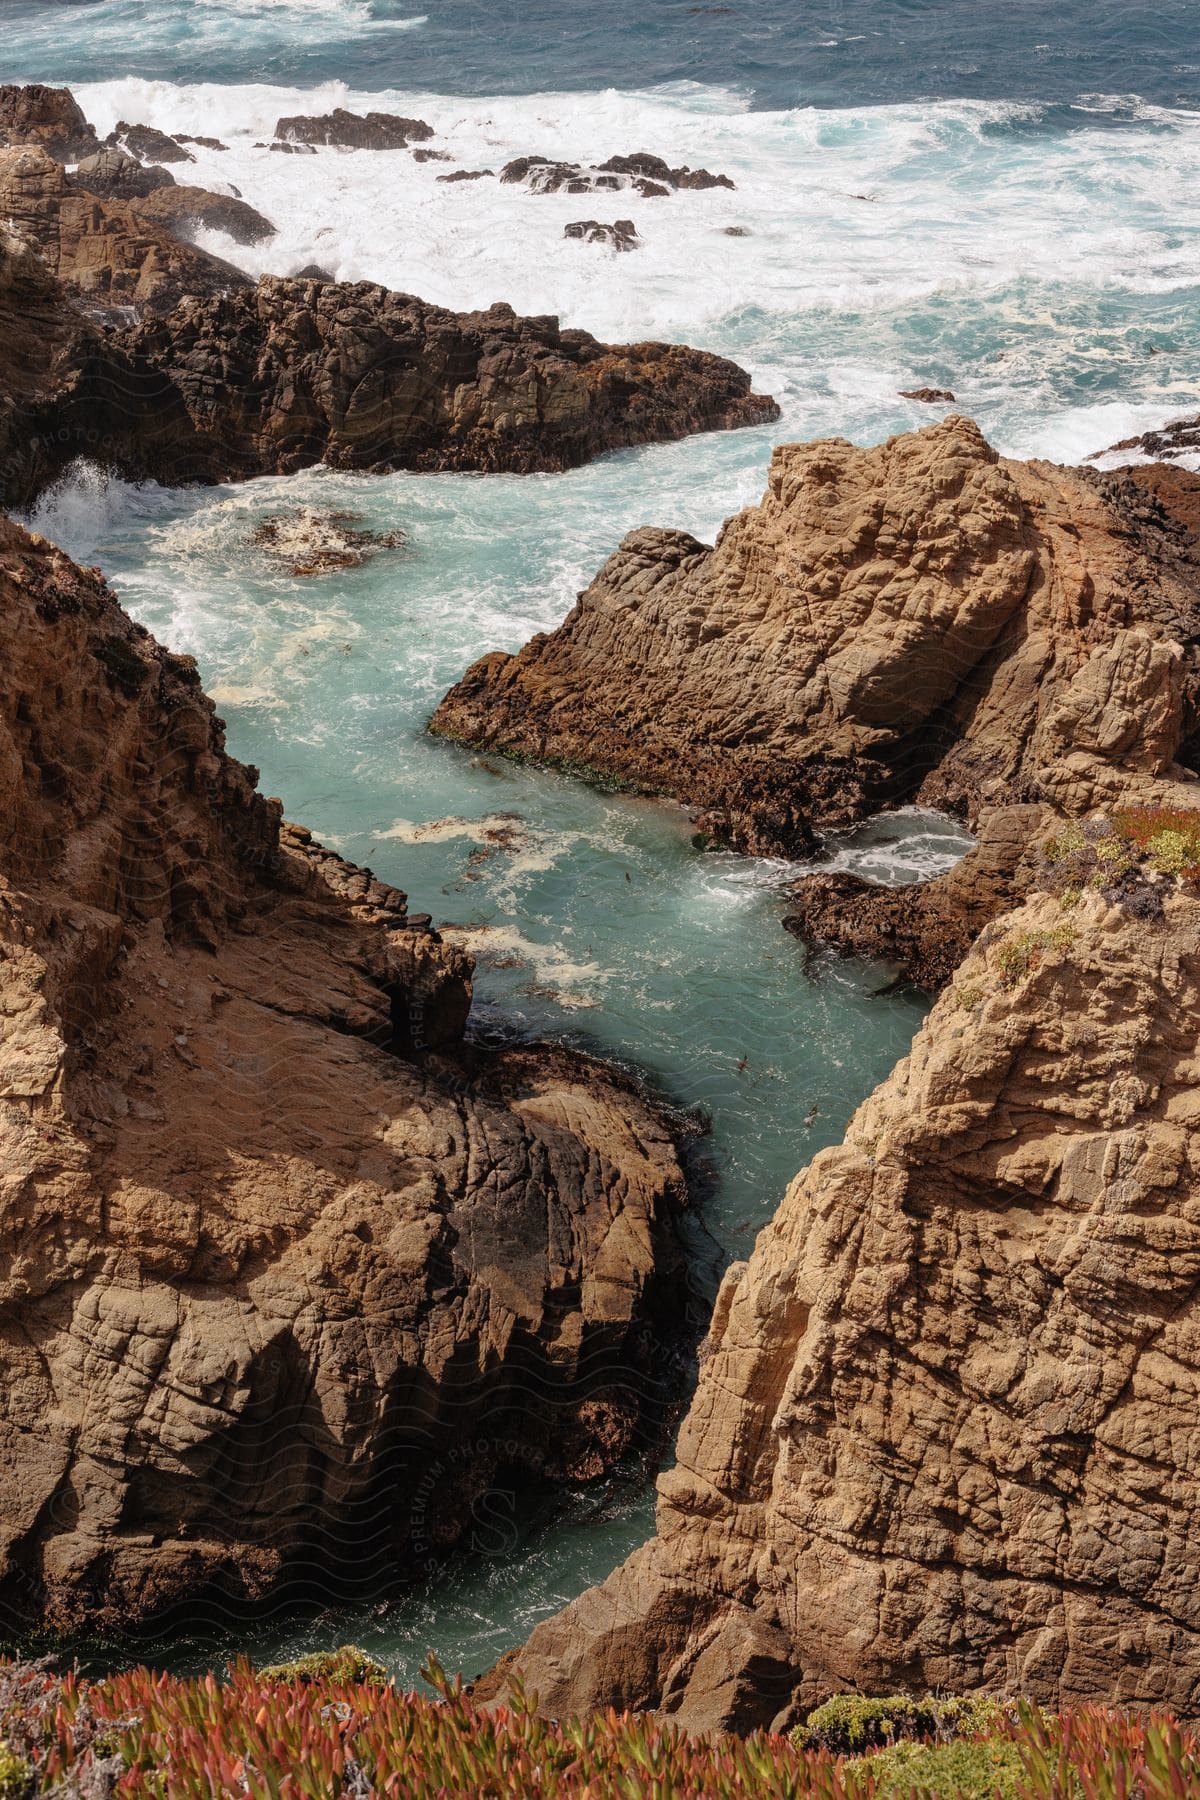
top-left (9, 0), bottom-right (1200, 1679)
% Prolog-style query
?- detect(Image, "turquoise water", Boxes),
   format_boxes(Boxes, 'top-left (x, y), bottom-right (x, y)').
top-left (12, 0), bottom-right (1199, 1682)
top-left (31, 451), bottom-right (965, 1679)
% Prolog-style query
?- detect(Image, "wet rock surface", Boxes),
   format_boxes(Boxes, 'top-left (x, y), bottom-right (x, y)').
top-left (501, 151), bottom-right (735, 196)
top-left (274, 108), bottom-right (435, 149)
top-left (251, 506), bottom-right (407, 575)
top-left (564, 218), bottom-right (640, 250)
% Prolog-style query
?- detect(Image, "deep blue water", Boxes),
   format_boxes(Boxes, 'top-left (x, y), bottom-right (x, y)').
top-left (5, 0), bottom-right (1200, 111)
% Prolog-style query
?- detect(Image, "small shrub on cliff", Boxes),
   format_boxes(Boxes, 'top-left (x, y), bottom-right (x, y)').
top-left (797, 1692), bottom-right (999, 1754)
top-left (0, 1743), bottom-right (31, 1800)
top-left (995, 924), bottom-right (1075, 987)
top-left (850, 1735), bottom-right (1022, 1797)
top-left (257, 1645), bottom-right (388, 1685)
top-left (1040, 806), bottom-right (1200, 914)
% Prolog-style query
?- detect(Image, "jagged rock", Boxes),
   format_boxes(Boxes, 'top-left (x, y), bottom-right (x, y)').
top-left (501, 152), bottom-right (733, 197)
top-left (251, 507), bottom-right (406, 575)
top-left (274, 108), bottom-right (434, 149)
top-left (489, 871), bottom-right (1200, 1727)
top-left (899, 386), bottom-right (955, 403)
top-left (1092, 413), bottom-right (1200, 464)
top-left (132, 183), bottom-right (276, 246)
top-left (431, 417), bottom-right (1200, 867)
top-left (0, 510), bottom-right (691, 1638)
top-left (108, 121), bottom-right (194, 165)
top-left (290, 261), bottom-right (334, 280)
top-left (71, 145), bottom-right (176, 200)
top-left (0, 83), bottom-right (99, 162)
top-left (564, 218), bottom-right (639, 251)
top-left (0, 145), bottom-right (250, 316)
top-left (263, 140), bottom-right (316, 155)
top-left (175, 134), bottom-right (228, 152)
top-left (437, 168), bottom-right (494, 183)
top-left (411, 148), bottom-right (452, 163)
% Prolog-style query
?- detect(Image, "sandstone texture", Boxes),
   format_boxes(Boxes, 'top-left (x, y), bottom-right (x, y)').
top-left (0, 511), bottom-right (691, 1638)
top-left (432, 417), bottom-right (1200, 936)
top-left (0, 85), bottom-right (100, 163)
top-left (489, 873), bottom-right (1200, 1728)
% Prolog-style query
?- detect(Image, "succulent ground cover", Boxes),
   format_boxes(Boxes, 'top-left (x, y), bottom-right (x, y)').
top-left (0, 1655), bottom-right (1197, 1797)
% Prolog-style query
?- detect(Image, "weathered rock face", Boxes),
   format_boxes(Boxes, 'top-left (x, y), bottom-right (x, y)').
top-left (491, 875), bottom-right (1200, 1728)
top-left (274, 108), bottom-right (434, 149)
top-left (130, 183), bottom-right (276, 247)
top-left (0, 145), bottom-right (251, 316)
top-left (0, 511), bottom-right (691, 1638)
top-left (86, 280), bottom-right (777, 486)
top-left (1093, 413), bottom-right (1200, 465)
top-left (71, 145), bottom-right (176, 202)
top-left (0, 84), bottom-right (100, 162)
top-left (432, 417), bottom-right (1200, 865)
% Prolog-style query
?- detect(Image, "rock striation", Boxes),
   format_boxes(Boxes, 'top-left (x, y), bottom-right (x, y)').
top-left (432, 415), bottom-right (1200, 905)
top-left (0, 84), bottom-right (100, 162)
top-left (0, 510), bottom-right (691, 1638)
top-left (489, 869), bottom-right (1200, 1728)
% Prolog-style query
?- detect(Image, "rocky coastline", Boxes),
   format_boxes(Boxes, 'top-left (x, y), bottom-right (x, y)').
top-left (0, 83), bottom-right (777, 510)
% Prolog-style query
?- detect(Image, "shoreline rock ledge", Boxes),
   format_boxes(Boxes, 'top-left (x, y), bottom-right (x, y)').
top-left (0, 511), bottom-right (691, 1638)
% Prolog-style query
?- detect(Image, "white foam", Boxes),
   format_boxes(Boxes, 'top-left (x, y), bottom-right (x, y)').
top-left (70, 79), bottom-right (1200, 354)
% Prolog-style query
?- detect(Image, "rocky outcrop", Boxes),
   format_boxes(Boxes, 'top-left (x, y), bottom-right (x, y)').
top-left (0, 84), bottom-right (99, 162)
top-left (0, 145), bottom-right (251, 316)
top-left (489, 867), bottom-right (1200, 1727)
top-left (565, 219), bottom-right (639, 251)
top-left (0, 510), bottom-right (691, 1638)
top-left (0, 228), bottom-right (774, 507)
top-left (1093, 413), bottom-right (1200, 465)
top-left (107, 121), bottom-right (194, 165)
top-left (501, 152), bottom-right (734, 196)
top-left (432, 416), bottom-right (1200, 869)
top-left (71, 146), bottom-right (176, 201)
top-left (899, 386), bottom-right (955, 403)
top-left (274, 109), bottom-right (434, 150)
top-left (131, 184), bottom-right (276, 246)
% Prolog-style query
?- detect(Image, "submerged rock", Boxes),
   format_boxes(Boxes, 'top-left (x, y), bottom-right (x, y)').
top-left (0, 510), bottom-right (691, 1639)
top-left (251, 507), bottom-right (406, 574)
top-left (437, 168), bottom-right (494, 183)
top-left (899, 385), bottom-right (955, 402)
top-left (274, 107), bottom-right (434, 149)
top-left (564, 218), bottom-right (640, 251)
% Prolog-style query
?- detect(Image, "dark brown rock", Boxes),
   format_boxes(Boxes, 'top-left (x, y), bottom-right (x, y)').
top-left (132, 183), bottom-right (276, 246)
top-left (899, 386), bottom-right (955, 403)
top-left (175, 134), bottom-right (228, 151)
top-left (274, 108), bottom-right (434, 149)
top-left (501, 152), bottom-right (734, 196)
top-left (564, 218), bottom-right (640, 251)
top-left (437, 169), bottom-right (495, 183)
top-left (1091, 412), bottom-right (1200, 464)
top-left (108, 121), bottom-right (195, 164)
